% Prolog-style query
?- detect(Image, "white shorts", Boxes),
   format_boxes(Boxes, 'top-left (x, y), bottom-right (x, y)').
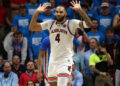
top-left (47, 62), bottom-right (72, 82)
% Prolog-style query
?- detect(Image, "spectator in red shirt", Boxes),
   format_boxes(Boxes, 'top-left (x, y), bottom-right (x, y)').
top-left (10, 0), bottom-right (28, 9)
top-left (19, 61), bottom-right (39, 86)
top-left (0, 1), bottom-right (11, 26)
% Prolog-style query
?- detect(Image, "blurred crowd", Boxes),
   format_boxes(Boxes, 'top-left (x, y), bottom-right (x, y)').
top-left (0, 0), bottom-right (120, 86)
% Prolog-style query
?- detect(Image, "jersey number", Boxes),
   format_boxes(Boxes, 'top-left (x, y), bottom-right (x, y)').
top-left (55, 34), bottom-right (60, 43)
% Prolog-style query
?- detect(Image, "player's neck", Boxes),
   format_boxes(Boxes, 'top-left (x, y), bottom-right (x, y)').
top-left (57, 18), bottom-right (66, 24)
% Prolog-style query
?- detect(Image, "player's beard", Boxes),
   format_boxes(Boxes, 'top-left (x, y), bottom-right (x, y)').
top-left (56, 15), bottom-right (65, 22)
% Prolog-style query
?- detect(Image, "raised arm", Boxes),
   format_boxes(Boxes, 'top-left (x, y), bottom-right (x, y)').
top-left (29, 4), bottom-right (48, 31)
top-left (70, 0), bottom-right (92, 28)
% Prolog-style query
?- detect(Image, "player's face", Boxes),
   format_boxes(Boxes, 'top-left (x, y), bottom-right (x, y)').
top-left (55, 7), bottom-right (67, 22)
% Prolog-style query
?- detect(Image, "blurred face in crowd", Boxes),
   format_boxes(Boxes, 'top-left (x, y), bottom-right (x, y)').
top-left (27, 80), bottom-right (35, 86)
top-left (0, 56), bottom-right (3, 64)
top-left (14, 34), bottom-right (22, 42)
top-left (50, 0), bottom-right (55, 8)
top-left (92, 20), bottom-right (98, 29)
top-left (55, 6), bottom-right (67, 22)
top-left (89, 38), bottom-right (98, 50)
top-left (12, 55), bottom-right (20, 65)
top-left (27, 61), bottom-right (35, 72)
top-left (19, 7), bottom-right (26, 16)
top-left (101, 6), bottom-right (109, 14)
top-left (30, 0), bottom-right (37, 5)
top-left (106, 30), bottom-right (114, 39)
top-left (3, 62), bottom-right (11, 73)
top-left (11, 26), bottom-right (17, 32)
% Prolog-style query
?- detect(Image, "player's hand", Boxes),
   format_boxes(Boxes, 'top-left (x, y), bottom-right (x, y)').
top-left (37, 70), bottom-right (42, 83)
top-left (70, 0), bottom-right (82, 11)
top-left (36, 3), bottom-right (48, 13)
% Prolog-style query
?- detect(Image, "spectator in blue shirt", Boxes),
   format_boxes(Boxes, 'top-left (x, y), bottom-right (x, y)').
top-left (12, 4), bottom-right (31, 39)
top-left (0, 62), bottom-right (18, 86)
top-left (72, 61), bottom-right (83, 86)
top-left (29, 31), bottom-right (47, 60)
top-left (97, 2), bottom-right (113, 35)
top-left (83, 38), bottom-right (98, 86)
top-left (26, 0), bottom-right (39, 20)
top-left (87, 18), bottom-right (105, 42)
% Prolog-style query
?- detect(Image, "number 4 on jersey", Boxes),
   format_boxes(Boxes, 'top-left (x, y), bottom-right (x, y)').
top-left (55, 34), bottom-right (60, 43)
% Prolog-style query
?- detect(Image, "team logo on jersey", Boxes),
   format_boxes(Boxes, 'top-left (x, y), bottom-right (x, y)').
top-left (63, 24), bottom-right (66, 28)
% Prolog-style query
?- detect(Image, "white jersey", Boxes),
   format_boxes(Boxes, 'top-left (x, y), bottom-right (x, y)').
top-left (40, 19), bottom-right (82, 64)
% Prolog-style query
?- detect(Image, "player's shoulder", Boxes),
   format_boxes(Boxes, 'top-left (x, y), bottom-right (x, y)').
top-left (69, 19), bottom-right (81, 24)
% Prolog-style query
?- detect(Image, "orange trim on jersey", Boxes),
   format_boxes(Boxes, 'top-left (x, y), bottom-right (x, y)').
top-left (57, 73), bottom-right (70, 77)
top-left (48, 77), bottom-right (57, 81)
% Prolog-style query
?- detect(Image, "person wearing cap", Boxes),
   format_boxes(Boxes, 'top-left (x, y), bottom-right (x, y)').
top-left (26, 0), bottom-right (39, 19)
top-left (12, 4), bottom-right (31, 39)
top-left (97, 2), bottom-right (113, 35)
top-left (89, 41), bottom-right (113, 86)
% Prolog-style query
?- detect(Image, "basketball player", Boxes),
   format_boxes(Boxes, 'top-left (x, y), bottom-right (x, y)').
top-left (29, 1), bottom-right (92, 86)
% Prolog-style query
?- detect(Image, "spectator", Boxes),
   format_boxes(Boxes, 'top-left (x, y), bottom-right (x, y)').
top-left (72, 61), bottom-right (83, 86)
top-left (26, 0), bottom-right (39, 19)
top-left (105, 28), bottom-right (119, 60)
top-left (0, 0), bottom-right (10, 26)
top-left (12, 55), bottom-right (26, 78)
top-left (29, 31), bottom-right (47, 60)
top-left (114, 39), bottom-right (120, 86)
top-left (113, 13), bottom-right (120, 36)
top-left (73, 52), bottom-right (84, 73)
top-left (83, 38), bottom-right (98, 86)
top-left (12, 4), bottom-right (31, 39)
top-left (87, 19), bottom-right (105, 42)
top-left (26, 80), bottom-right (36, 86)
top-left (98, 2), bottom-right (113, 35)
top-left (0, 62), bottom-right (18, 86)
top-left (10, 0), bottom-right (28, 9)
top-left (19, 61), bottom-right (39, 86)
top-left (3, 31), bottom-right (27, 63)
top-left (83, 0), bottom-right (98, 19)
top-left (0, 55), bottom-right (3, 72)
top-left (89, 42), bottom-right (113, 86)
top-left (75, 28), bottom-right (89, 56)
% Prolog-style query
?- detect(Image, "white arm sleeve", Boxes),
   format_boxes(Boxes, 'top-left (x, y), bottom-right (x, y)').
top-left (40, 20), bottom-right (54, 30)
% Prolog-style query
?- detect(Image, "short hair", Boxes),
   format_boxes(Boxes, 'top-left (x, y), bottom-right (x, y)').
top-left (3, 61), bottom-right (11, 67)
top-left (13, 31), bottom-right (22, 37)
top-left (106, 28), bottom-right (114, 33)
top-left (26, 80), bottom-right (35, 86)
top-left (90, 37), bottom-right (98, 45)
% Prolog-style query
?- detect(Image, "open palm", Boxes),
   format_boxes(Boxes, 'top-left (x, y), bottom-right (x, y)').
top-left (36, 3), bottom-right (48, 13)
top-left (70, 0), bottom-right (81, 11)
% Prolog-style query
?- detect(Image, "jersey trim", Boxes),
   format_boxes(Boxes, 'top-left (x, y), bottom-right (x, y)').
top-left (50, 20), bottom-right (55, 30)
top-left (67, 20), bottom-right (75, 36)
